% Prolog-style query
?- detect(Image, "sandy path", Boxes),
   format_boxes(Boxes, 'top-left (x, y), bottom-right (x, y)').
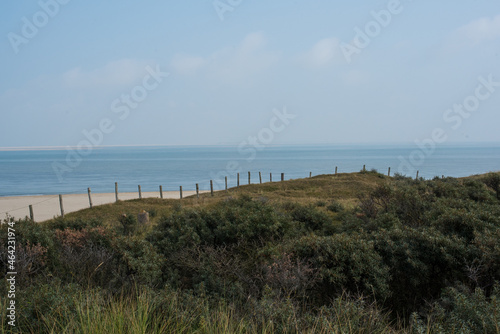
top-left (0, 190), bottom-right (206, 222)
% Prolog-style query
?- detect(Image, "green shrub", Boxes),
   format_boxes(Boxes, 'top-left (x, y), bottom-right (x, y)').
top-left (412, 284), bottom-right (500, 334)
top-left (287, 233), bottom-right (391, 303)
top-left (113, 236), bottom-right (165, 288)
top-left (148, 196), bottom-right (287, 255)
top-left (373, 226), bottom-right (468, 315)
top-left (288, 204), bottom-right (333, 232)
top-left (118, 213), bottom-right (138, 236)
top-left (327, 200), bottom-right (343, 213)
top-left (48, 217), bottom-right (103, 231)
top-left (463, 179), bottom-right (494, 202)
top-left (483, 172), bottom-right (500, 199)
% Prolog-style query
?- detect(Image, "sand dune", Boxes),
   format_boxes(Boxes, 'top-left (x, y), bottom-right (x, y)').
top-left (0, 190), bottom-right (205, 222)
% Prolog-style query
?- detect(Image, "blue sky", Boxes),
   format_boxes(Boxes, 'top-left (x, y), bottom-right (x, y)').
top-left (1, 0), bottom-right (499, 148)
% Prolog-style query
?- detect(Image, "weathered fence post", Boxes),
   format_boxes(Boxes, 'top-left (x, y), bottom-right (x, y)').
top-left (210, 180), bottom-right (214, 196)
top-left (259, 172), bottom-right (262, 184)
top-left (115, 182), bottom-right (119, 202)
top-left (309, 172), bottom-right (312, 178)
top-left (225, 176), bottom-right (228, 191)
top-left (270, 173), bottom-right (272, 182)
top-left (196, 184), bottom-right (200, 198)
top-left (179, 186), bottom-right (183, 199)
top-left (159, 185), bottom-right (163, 199)
top-left (248, 172), bottom-right (251, 185)
top-left (237, 173), bottom-right (240, 187)
top-left (29, 205), bottom-right (34, 222)
top-left (388, 167), bottom-right (391, 177)
top-left (59, 194), bottom-right (64, 218)
top-left (335, 166), bottom-right (338, 175)
top-left (416, 171), bottom-right (419, 180)
top-left (281, 173), bottom-right (284, 182)
top-left (138, 185), bottom-right (142, 199)
top-left (88, 188), bottom-right (93, 208)
top-left (363, 165), bottom-right (366, 172)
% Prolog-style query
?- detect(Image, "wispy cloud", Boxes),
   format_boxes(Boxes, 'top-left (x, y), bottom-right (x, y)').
top-left (441, 14), bottom-right (500, 53)
top-left (456, 14), bottom-right (500, 45)
top-left (62, 59), bottom-right (149, 88)
top-left (170, 55), bottom-right (206, 75)
top-left (299, 38), bottom-right (342, 68)
top-left (169, 32), bottom-right (280, 82)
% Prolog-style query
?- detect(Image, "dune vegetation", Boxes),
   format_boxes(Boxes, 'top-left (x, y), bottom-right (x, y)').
top-left (1, 171), bottom-right (500, 333)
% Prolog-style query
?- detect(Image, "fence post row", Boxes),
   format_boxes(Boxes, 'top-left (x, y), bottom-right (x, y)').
top-left (19, 167), bottom-right (433, 221)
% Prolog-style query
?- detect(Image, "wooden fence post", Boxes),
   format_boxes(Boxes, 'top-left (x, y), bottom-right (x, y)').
top-left (59, 194), bottom-right (64, 218)
top-left (309, 172), bottom-right (312, 178)
top-left (363, 165), bottom-right (366, 172)
top-left (180, 186), bottom-right (183, 199)
top-left (237, 173), bottom-right (240, 187)
top-left (88, 188), bottom-right (93, 208)
top-left (196, 183), bottom-right (199, 198)
top-left (259, 172), bottom-right (262, 184)
top-left (210, 180), bottom-right (214, 196)
top-left (29, 205), bottom-right (34, 222)
top-left (115, 182), bottom-right (119, 202)
top-left (270, 173), bottom-right (272, 182)
top-left (416, 171), bottom-right (419, 180)
top-left (248, 172), bottom-right (251, 185)
top-left (159, 185), bottom-right (163, 199)
top-left (138, 185), bottom-right (142, 199)
top-left (388, 167), bottom-right (391, 177)
top-left (335, 166), bottom-right (338, 175)
top-left (281, 173), bottom-right (284, 182)
top-left (225, 176), bottom-right (228, 191)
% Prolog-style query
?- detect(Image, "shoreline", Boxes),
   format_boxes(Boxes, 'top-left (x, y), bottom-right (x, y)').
top-left (0, 191), bottom-right (205, 223)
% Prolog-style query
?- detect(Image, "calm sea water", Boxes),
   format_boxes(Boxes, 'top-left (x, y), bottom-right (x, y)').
top-left (1, 144), bottom-right (499, 196)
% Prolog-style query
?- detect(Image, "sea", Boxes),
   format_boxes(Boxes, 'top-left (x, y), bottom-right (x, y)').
top-left (1, 144), bottom-right (499, 197)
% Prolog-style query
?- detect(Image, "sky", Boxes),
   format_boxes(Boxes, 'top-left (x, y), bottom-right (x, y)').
top-left (1, 0), bottom-right (499, 148)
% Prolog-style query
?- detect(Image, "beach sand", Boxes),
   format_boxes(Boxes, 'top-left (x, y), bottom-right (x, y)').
top-left (0, 190), bottom-right (206, 222)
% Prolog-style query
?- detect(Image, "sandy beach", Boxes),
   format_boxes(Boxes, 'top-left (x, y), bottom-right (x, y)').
top-left (0, 190), bottom-right (205, 222)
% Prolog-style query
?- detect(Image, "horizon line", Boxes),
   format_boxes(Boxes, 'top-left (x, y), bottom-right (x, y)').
top-left (1, 141), bottom-right (500, 152)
